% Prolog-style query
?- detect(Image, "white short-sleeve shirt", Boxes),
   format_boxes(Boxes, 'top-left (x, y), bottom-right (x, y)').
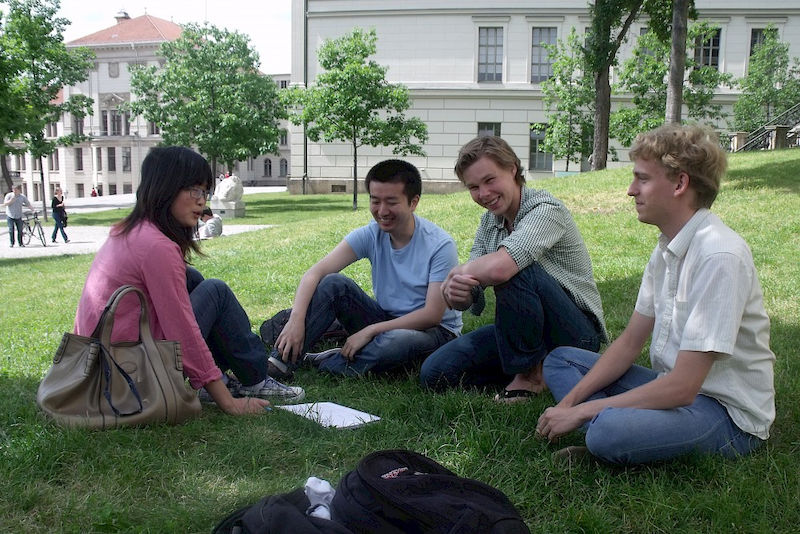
top-left (635, 209), bottom-right (775, 439)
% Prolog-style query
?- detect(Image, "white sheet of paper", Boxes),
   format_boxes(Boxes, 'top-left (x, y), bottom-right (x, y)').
top-left (276, 402), bottom-right (381, 429)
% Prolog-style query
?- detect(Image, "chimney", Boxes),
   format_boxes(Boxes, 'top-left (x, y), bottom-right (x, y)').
top-left (115, 10), bottom-right (130, 24)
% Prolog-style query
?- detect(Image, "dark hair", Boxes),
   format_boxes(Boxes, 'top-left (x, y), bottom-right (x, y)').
top-left (202, 207), bottom-right (213, 217)
top-left (364, 159), bottom-right (422, 203)
top-left (454, 136), bottom-right (525, 186)
top-left (115, 146), bottom-right (213, 259)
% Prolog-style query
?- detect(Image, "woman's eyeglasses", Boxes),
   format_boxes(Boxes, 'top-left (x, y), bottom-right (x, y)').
top-left (187, 187), bottom-right (211, 201)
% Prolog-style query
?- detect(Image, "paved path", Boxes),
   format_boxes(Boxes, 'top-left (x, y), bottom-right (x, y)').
top-left (1, 187), bottom-right (282, 260)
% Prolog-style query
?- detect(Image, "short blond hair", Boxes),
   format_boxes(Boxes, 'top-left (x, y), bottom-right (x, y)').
top-left (629, 124), bottom-right (727, 208)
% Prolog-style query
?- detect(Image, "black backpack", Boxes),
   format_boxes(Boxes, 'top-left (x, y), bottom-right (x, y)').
top-left (213, 449), bottom-right (530, 534)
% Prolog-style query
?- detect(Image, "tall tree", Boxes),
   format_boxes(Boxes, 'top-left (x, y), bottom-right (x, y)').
top-left (284, 28), bottom-right (427, 210)
top-left (585, 0), bottom-right (644, 170)
top-left (584, 0), bottom-right (675, 170)
top-left (128, 23), bottom-right (284, 174)
top-left (0, 0), bottom-right (93, 207)
top-left (540, 28), bottom-right (594, 171)
top-left (611, 22), bottom-right (733, 146)
top-left (665, 0), bottom-right (690, 123)
top-left (732, 26), bottom-right (800, 134)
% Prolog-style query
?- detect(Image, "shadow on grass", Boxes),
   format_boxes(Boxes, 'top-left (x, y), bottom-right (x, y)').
top-left (726, 150), bottom-right (800, 194)
top-left (243, 194), bottom-right (357, 218)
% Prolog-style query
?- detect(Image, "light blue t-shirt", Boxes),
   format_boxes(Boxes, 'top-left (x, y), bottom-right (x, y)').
top-left (345, 214), bottom-right (462, 335)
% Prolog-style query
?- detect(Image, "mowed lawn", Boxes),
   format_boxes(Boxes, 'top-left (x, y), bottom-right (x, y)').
top-left (1, 149), bottom-right (798, 532)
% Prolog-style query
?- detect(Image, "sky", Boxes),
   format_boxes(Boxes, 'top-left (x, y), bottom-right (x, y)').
top-left (53, 0), bottom-right (293, 74)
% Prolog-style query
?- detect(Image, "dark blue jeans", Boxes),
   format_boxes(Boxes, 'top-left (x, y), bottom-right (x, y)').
top-left (186, 266), bottom-right (267, 386)
top-left (51, 212), bottom-right (68, 242)
top-left (7, 217), bottom-right (23, 245)
top-left (420, 263), bottom-right (601, 391)
top-left (270, 273), bottom-right (454, 376)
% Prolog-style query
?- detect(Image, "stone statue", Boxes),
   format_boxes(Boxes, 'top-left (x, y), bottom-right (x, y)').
top-left (210, 174), bottom-right (245, 218)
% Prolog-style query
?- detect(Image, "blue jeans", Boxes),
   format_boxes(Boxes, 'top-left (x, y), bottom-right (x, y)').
top-left (543, 346), bottom-right (764, 465)
top-left (186, 267), bottom-right (267, 386)
top-left (51, 212), bottom-right (68, 242)
top-left (7, 217), bottom-right (23, 245)
top-left (420, 263), bottom-right (601, 391)
top-left (273, 273), bottom-right (455, 377)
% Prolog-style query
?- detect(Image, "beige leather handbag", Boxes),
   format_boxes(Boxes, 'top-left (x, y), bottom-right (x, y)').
top-left (37, 285), bottom-right (202, 429)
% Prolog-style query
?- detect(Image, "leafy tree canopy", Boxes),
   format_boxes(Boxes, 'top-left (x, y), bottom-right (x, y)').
top-left (128, 22), bottom-right (285, 171)
top-left (0, 0), bottom-right (94, 192)
top-left (540, 28), bottom-right (594, 171)
top-left (731, 25), bottom-right (800, 134)
top-left (284, 28), bottom-right (427, 209)
top-left (611, 22), bottom-right (733, 146)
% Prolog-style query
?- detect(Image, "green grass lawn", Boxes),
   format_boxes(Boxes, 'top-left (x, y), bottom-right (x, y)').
top-left (1, 149), bottom-right (798, 532)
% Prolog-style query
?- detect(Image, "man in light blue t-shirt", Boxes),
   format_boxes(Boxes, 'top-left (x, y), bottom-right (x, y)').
top-left (261, 159), bottom-right (462, 377)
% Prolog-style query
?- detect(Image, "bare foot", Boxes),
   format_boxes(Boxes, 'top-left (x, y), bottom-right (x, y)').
top-left (505, 361), bottom-right (547, 394)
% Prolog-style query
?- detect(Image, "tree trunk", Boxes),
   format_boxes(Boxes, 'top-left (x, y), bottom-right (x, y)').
top-left (352, 142), bottom-right (358, 211)
top-left (665, 0), bottom-right (689, 124)
top-left (38, 157), bottom-right (48, 221)
top-left (0, 153), bottom-right (12, 192)
top-left (592, 68), bottom-right (611, 171)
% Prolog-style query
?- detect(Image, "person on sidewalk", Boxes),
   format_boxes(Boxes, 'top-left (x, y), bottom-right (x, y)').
top-left (3, 185), bottom-right (34, 247)
top-left (536, 124), bottom-right (775, 465)
top-left (51, 186), bottom-right (70, 243)
top-left (262, 159), bottom-right (462, 378)
top-left (75, 146), bottom-right (304, 416)
top-left (420, 136), bottom-right (606, 400)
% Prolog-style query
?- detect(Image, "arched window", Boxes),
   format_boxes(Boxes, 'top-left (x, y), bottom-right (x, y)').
top-left (264, 159), bottom-right (272, 177)
top-left (279, 158), bottom-right (288, 177)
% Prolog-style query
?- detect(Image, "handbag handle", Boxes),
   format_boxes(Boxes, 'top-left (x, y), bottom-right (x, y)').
top-left (91, 285), bottom-right (160, 350)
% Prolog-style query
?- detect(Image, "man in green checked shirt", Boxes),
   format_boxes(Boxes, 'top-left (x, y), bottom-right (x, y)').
top-left (420, 136), bottom-right (607, 401)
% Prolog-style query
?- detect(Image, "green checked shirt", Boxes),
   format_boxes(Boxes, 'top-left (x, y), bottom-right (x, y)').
top-left (469, 186), bottom-right (608, 342)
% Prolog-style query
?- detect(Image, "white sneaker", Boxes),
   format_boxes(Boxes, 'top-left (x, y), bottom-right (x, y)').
top-left (235, 376), bottom-right (306, 404)
top-left (303, 348), bottom-right (341, 367)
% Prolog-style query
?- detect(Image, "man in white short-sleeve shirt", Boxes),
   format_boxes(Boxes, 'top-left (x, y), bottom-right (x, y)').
top-left (535, 124), bottom-right (775, 465)
top-left (261, 159), bottom-right (462, 378)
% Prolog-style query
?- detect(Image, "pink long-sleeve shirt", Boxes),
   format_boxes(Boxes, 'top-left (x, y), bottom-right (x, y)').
top-left (74, 221), bottom-right (222, 389)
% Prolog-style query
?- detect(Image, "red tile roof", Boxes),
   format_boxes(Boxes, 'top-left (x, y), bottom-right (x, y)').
top-left (67, 14), bottom-right (182, 46)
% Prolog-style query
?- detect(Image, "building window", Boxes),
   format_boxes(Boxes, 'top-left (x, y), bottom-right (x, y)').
top-left (46, 122), bottom-right (58, 137)
top-left (15, 154), bottom-right (25, 171)
top-left (123, 183), bottom-right (133, 194)
top-left (75, 148), bottom-right (83, 171)
top-left (107, 147), bottom-right (116, 171)
top-left (96, 147), bottom-right (102, 171)
top-left (279, 158), bottom-right (288, 177)
top-left (478, 27), bottom-right (503, 82)
top-left (108, 62), bottom-right (119, 78)
top-left (246, 158), bottom-right (254, 172)
top-left (529, 124), bottom-right (553, 172)
top-left (280, 79), bottom-right (288, 89)
top-left (108, 183), bottom-right (117, 195)
top-left (72, 115), bottom-right (84, 135)
top-left (531, 27), bottom-right (557, 83)
top-left (694, 28), bottom-right (721, 70)
top-left (76, 183), bottom-right (84, 197)
top-left (48, 152), bottom-right (59, 171)
top-left (110, 111), bottom-right (122, 136)
top-left (750, 27), bottom-right (777, 56)
top-left (122, 147), bottom-right (131, 172)
top-left (477, 122), bottom-right (501, 137)
top-left (100, 110), bottom-right (108, 136)
top-left (32, 156), bottom-right (40, 171)
top-left (264, 159), bottom-right (272, 177)
top-left (148, 121), bottom-right (160, 135)
top-left (280, 132), bottom-right (288, 146)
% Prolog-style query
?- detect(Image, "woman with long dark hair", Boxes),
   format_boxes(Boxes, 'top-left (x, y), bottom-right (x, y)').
top-left (74, 147), bottom-right (303, 415)
top-left (51, 186), bottom-right (69, 243)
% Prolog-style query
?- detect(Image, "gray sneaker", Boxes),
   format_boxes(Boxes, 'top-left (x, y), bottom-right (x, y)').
top-left (233, 376), bottom-right (305, 404)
